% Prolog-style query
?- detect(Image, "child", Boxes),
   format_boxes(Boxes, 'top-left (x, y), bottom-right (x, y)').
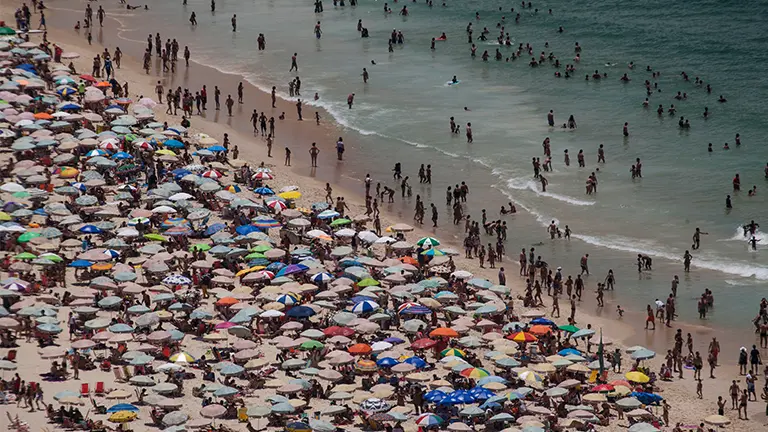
top-left (617, 305), bottom-right (624, 318)
top-left (696, 378), bottom-right (703, 398)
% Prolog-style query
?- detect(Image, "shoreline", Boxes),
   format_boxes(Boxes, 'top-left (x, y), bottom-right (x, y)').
top-left (2, 3), bottom-right (767, 430)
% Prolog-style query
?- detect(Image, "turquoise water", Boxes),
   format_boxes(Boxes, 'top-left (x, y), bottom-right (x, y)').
top-left (49, 0), bottom-right (768, 327)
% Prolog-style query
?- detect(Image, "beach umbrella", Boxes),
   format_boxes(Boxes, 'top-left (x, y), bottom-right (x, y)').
top-left (630, 348), bottom-right (656, 360)
top-left (351, 300), bottom-right (379, 314)
top-left (359, 398), bottom-right (391, 413)
top-left (108, 411), bottom-right (137, 423)
top-left (415, 413), bottom-right (443, 426)
top-left (703, 415), bottom-right (730, 426)
top-left (625, 371), bottom-right (650, 383)
top-left (416, 236), bottom-right (440, 247)
top-left (628, 423), bottom-right (660, 432)
top-left (107, 404), bottom-right (139, 413)
top-left (508, 331), bottom-right (538, 343)
top-left (162, 412), bottom-right (189, 426)
top-left (200, 404), bottom-right (227, 418)
top-left (460, 367), bottom-right (491, 379)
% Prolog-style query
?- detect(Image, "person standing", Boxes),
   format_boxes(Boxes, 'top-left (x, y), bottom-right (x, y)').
top-left (431, 204), bottom-right (438, 228)
top-left (336, 138), bottom-right (344, 160)
top-left (284, 147), bottom-right (291, 166)
top-left (290, 53), bottom-right (298, 72)
top-left (237, 82), bottom-right (244, 103)
top-left (214, 86), bottom-right (220, 110)
top-left (225, 95), bottom-right (234, 116)
top-left (309, 143), bottom-right (319, 167)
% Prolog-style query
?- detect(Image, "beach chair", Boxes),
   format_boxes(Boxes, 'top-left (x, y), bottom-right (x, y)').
top-left (113, 367), bottom-right (125, 383)
top-left (80, 383), bottom-right (89, 397)
top-left (94, 381), bottom-right (105, 395)
top-left (237, 407), bottom-right (248, 422)
top-left (4, 349), bottom-right (16, 361)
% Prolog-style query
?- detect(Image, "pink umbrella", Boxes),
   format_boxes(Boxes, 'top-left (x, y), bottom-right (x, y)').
top-left (215, 322), bottom-right (236, 330)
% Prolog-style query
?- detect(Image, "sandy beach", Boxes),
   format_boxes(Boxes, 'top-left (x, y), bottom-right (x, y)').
top-left (0, 2), bottom-right (767, 432)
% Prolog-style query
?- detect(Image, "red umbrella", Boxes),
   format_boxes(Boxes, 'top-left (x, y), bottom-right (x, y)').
top-left (79, 74), bottom-right (96, 83)
top-left (592, 384), bottom-right (615, 393)
top-left (324, 326), bottom-right (355, 337)
top-left (410, 338), bottom-right (437, 350)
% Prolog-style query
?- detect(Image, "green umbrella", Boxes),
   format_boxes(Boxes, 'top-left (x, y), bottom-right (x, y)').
top-left (14, 252), bottom-right (37, 260)
top-left (244, 252), bottom-right (266, 260)
top-left (299, 340), bottom-right (324, 351)
top-left (559, 324), bottom-right (580, 333)
top-left (357, 278), bottom-right (380, 287)
top-left (17, 232), bottom-right (42, 243)
top-left (39, 253), bottom-right (63, 263)
top-left (250, 245), bottom-right (272, 253)
top-left (329, 218), bottom-right (351, 227)
top-left (416, 237), bottom-right (440, 247)
top-left (144, 233), bottom-right (167, 242)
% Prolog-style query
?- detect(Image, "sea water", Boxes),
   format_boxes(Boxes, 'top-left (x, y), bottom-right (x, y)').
top-left (49, 0), bottom-right (768, 327)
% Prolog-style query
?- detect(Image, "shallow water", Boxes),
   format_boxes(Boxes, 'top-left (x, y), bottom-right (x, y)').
top-left (47, 0), bottom-right (768, 328)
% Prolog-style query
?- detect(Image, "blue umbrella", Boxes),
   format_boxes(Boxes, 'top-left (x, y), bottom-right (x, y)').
top-left (399, 305), bottom-right (431, 315)
top-left (469, 387), bottom-right (496, 401)
top-left (79, 225), bottom-right (102, 234)
top-left (207, 145), bottom-right (227, 152)
top-left (253, 187), bottom-right (274, 195)
top-left (276, 264), bottom-right (309, 277)
top-left (204, 223), bottom-right (226, 236)
top-left (218, 364), bottom-right (245, 377)
top-left (384, 337), bottom-right (405, 344)
top-left (310, 272), bottom-right (333, 284)
top-left (112, 152), bottom-right (133, 160)
top-left (424, 390), bottom-right (447, 403)
top-left (403, 357), bottom-right (428, 369)
top-left (59, 103), bottom-right (82, 110)
top-left (266, 262), bottom-right (285, 272)
top-left (629, 392), bottom-right (663, 406)
top-left (107, 404), bottom-right (139, 413)
top-left (163, 139), bottom-right (185, 149)
top-left (558, 348), bottom-right (582, 356)
top-left (69, 260), bottom-right (93, 268)
top-left (235, 225), bottom-right (260, 235)
top-left (440, 390), bottom-right (476, 405)
top-left (375, 357), bottom-right (400, 368)
top-left (286, 305), bottom-right (315, 318)
top-left (530, 318), bottom-right (555, 325)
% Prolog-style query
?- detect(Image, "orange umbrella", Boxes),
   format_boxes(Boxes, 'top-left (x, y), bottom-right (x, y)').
top-left (91, 263), bottom-right (113, 271)
top-left (348, 343), bottom-right (372, 355)
top-left (528, 325), bottom-right (553, 335)
top-left (429, 327), bottom-right (459, 338)
top-left (34, 112), bottom-right (53, 120)
top-left (95, 81), bottom-right (111, 88)
top-left (399, 256), bottom-right (418, 265)
top-left (216, 297), bottom-right (239, 306)
top-left (507, 331), bottom-right (538, 343)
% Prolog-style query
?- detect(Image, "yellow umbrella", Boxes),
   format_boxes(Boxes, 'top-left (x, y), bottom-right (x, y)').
top-left (235, 266), bottom-right (265, 277)
top-left (625, 371), bottom-right (650, 383)
top-left (108, 411), bottom-right (137, 423)
top-left (278, 191), bottom-right (302, 200)
top-left (155, 149), bottom-right (177, 156)
top-left (0, 212), bottom-right (11, 221)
